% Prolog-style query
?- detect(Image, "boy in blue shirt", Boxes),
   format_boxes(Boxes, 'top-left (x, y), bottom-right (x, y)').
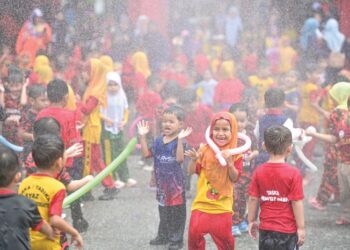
top-left (138, 105), bottom-right (192, 250)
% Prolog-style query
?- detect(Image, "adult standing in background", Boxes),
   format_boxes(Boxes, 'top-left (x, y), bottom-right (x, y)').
top-left (15, 8), bottom-right (52, 66)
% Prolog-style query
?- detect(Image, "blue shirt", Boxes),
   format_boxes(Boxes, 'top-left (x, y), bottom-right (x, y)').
top-left (151, 136), bottom-right (186, 206)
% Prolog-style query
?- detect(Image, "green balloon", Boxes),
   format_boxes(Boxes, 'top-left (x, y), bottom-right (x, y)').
top-left (63, 138), bottom-right (137, 208)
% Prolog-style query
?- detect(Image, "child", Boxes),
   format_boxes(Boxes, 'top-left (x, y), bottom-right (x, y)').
top-left (229, 103), bottom-right (258, 236)
top-left (254, 88), bottom-right (293, 169)
top-left (283, 70), bottom-right (300, 125)
top-left (248, 125), bottom-right (305, 249)
top-left (0, 145), bottom-right (54, 250)
top-left (138, 105), bottom-right (192, 250)
top-left (185, 111), bottom-right (242, 250)
top-left (248, 61), bottom-right (275, 108)
top-left (18, 84), bottom-right (48, 161)
top-left (19, 134), bottom-right (83, 249)
top-left (213, 61), bottom-right (244, 110)
top-left (2, 69), bottom-right (26, 145)
top-left (298, 64), bottom-right (323, 184)
top-left (80, 58), bottom-right (119, 200)
top-left (194, 69), bottom-right (217, 107)
top-left (306, 82), bottom-right (350, 224)
top-left (101, 72), bottom-right (136, 188)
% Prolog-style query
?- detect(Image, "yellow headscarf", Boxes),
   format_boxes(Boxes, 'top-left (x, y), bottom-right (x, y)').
top-left (219, 60), bottom-right (235, 80)
top-left (83, 58), bottom-right (107, 107)
top-left (329, 82), bottom-right (350, 110)
top-left (131, 51), bottom-right (151, 78)
top-left (65, 84), bottom-right (77, 111)
top-left (33, 55), bottom-right (49, 72)
top-left (99, 55), bottom-right (114, 72)
top-left (36, 64), bottom-right (53, 85)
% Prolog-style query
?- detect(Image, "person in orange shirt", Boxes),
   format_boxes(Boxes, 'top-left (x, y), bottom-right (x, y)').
top-left (185, 112), bottom-right (242, 250)
top-left (15, 9), bottom-right (52, 65)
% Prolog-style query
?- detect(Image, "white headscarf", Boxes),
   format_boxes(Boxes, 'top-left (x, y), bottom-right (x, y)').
top-left (101, 72), bottom-right (128, 134)
top-left (323, 18), bottom-right (345, 53)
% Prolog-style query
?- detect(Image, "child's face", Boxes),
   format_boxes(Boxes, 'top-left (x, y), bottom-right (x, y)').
top-left (234, 111), bottom-right (248, 132)
top-left (309, 70), bottom-right (323, 85)
top-left (6, 82), bottom-right (23, 99)
top-left (212, 119), bottom-right (232, 147)
top-left (162, 113), bottom-right (182, 137)
top-left (32, 94), bottom-right (48, 111)
top-left (285, 73), bottom-right (297, 89)
top-left (203, 70), bottom-right (212, 81)
top-left (107, 80), bottom-right (120, 94)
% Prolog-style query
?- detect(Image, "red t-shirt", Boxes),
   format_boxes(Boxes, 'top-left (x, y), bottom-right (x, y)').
top-left (249, 162), bottom-right (304, 233)
top-left (36, 107), bottom-right (82, 167)
top-left (214, 78), bottom-right (244, 105)
top-left (136, 91), bottom-right (163, 119)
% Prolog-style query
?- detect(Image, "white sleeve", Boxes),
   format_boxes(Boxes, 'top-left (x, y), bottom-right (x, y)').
top-left (283, 118), bottom-right (294, 131)
top-left (254, 120), bottom-right (259, 139)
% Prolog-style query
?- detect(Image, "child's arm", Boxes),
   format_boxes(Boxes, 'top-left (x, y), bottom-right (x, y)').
top-left (247, 196), bottom-right (259, 240)
top-left (50, 215), bottom-right (83, 249)
top-left (17, 128), bottom-right (34, 142)
top-left (222, 150), bottom-right (240, 182)
top-left (39, 220), bottom-right (55, 240)
top-left (137, 120), bottom-right (151, 157)
top-left (20, 78), bottom-right (29, 106)
top-left (185, 148), bottom-right (200, 175)
top-left (66, 175), bottom-right (94, 192)
top-left (176, 127), bottom-right (192, 163)
top-left (306, 130), bottom-right (337, 143)
top-left (292, 200), bottom-right (305, 246)
top-left (100, 113), bottom-right (113, 126)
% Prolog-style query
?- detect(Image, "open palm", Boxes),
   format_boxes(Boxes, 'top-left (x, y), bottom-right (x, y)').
top-left (137, 120), bottom-right (150, 135)
top-left (178, 127), bottom-right (192, 139)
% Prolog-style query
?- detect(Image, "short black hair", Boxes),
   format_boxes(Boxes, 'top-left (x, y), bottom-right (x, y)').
top-left (229, 102), bottom-right (248, 114)
top-left (33, 117), bottom-right (61, 138)
top-left (147, 74), bottom-right (161, 90)
top-left (178, 89), bottom-right (196, 106)
top-left (264, 125), bottom-right (292, 155)
top-left (264, 88), bottom-right (285, 108)
top-left (8, 68), bottom-right (24, 84)
top-left (0, 145), bottom-right (20, 187)
top-left (47, 79), bottom-right (68, 103)
top-left (28, 84), bottom-right (46, 99)
top-left (163, 104), bottom-right (185, 122)
top-left (32, 134), bottom-right (64, 169)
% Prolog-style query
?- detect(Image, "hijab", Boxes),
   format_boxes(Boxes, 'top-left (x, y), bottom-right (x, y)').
top-left (329, 82), bottom-right (350, 110)
top-left (199, 112), bottom-right (239, 196)
top-left (323, 18), bottom-right (345, 53)
top-left (300, 17), bottom-right (319, 50)
top-left (100, 55), bottom-right (114, 72)
top-left (83, 58), bottom-right (107, 107)
top-left (131, 51), bottom-right (151, 78)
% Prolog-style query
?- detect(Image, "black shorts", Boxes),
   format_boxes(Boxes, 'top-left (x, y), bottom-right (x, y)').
top-left (259, 229), bottom-right (298, 250)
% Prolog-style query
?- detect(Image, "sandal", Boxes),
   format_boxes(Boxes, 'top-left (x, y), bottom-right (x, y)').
top-left (308, 197), bottom-right (326, 211)
top-left (336, 217), bottom-right (350, 225)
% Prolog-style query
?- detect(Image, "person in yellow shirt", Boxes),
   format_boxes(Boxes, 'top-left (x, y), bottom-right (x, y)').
top-left (19, 134), bottom-right (83, 250)
top-left (248, 61), bottom-right (275, 107)
top-left (185, 112), bottom-right (242, 250)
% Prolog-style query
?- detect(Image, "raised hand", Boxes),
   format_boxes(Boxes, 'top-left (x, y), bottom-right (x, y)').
top-left (65, 143), bottom-right (83, 159)
top-left (178, 127), bottom-right (192, 139)
top-left (185, 148), bottom-right (200, 161)
top-left (137, 120), bottom-right (150, 136)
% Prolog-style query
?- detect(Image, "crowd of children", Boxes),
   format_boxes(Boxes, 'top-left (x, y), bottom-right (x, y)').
top-left (0, 1), bottom-right (350, 249)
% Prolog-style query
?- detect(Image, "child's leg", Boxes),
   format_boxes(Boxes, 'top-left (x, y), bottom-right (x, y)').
top-left (233, 170), bottom-right (250, 225)
top-left (259, 230), bottom-right (298, 250)
top-left (101, 127), bottom-right (114, 177)
top-left (188, 210), bottom-right (207, 250)
top-left (208, 213), bottom-right (235, 250)
top-left (337, 163), bottom-right (350, 223)
top-left (156, 205), bottom-right (170, 240)
top-left (314, 144), bottom-right (339, 205)
top-left (90, 143), bottom-right (115, 189)
top-left (167, 202), bottom-right (186, 245)
top-left (113, 132), bottom-right (130, 182)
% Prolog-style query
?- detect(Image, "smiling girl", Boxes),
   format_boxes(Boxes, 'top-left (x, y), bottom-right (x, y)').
top-left (185, 111), bottom-right (243, 250)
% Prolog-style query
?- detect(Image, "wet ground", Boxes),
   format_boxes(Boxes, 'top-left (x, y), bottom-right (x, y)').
top-left (64, 152), bottom-right (350, 250)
